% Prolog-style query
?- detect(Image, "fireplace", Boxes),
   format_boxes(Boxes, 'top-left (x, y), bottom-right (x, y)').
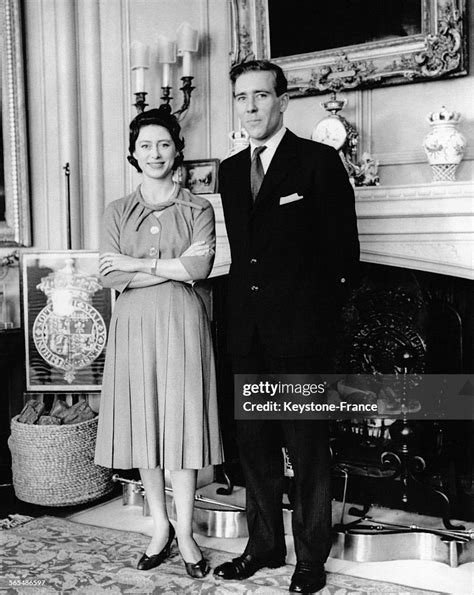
top-left (212, 187), bottom-right (474, 519)
top-left (330, 261), bottom-right (472, 523)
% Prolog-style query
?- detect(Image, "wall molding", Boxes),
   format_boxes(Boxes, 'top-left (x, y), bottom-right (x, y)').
top-left (78, 0), bottom-right (104, 250)
top-left (54, 0), bottom-right (81, 249)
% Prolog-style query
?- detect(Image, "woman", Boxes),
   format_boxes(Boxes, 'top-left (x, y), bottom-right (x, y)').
top-left (95, 107), bottom-right (223, 577)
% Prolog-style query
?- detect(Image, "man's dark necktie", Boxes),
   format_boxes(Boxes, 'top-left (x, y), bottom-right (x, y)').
top-left (250, 145), bottom-right (267, 201)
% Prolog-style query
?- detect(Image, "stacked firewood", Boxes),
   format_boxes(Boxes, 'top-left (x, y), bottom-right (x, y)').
top-left (17, 398), bottom-right (96, 425)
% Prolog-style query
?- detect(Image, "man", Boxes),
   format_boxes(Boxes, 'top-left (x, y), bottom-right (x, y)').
top-left (214, 60), bottom-right (359, 593)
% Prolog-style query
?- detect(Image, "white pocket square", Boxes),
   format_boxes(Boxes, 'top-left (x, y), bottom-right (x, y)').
top-left (280, 193), bottom-right (303, 205)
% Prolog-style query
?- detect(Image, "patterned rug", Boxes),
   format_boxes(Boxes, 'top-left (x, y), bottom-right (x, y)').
top-left (0, 515), bottom-right (33, 530)
top-left (0, 516), bottom-right (443, 594)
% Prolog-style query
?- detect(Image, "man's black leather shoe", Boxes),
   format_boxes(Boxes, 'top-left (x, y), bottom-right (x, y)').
top-left (214, 553), bottom-right (285, 580)
top-left (289, 562), bottom-right (326, 593)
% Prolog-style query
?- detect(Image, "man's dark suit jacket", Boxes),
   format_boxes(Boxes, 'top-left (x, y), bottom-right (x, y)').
top-left (219, 129), bottom-right (360, 359)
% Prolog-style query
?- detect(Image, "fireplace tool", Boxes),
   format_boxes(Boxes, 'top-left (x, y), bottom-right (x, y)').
top-left (332, 513), bottom-right (473, 567)
top-left (112, 474), bottom-right (247, 538)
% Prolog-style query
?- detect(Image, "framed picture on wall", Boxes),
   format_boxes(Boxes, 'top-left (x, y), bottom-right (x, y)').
top-left (180, 159), bottom-right (220, 195)
top-left (21, 251), bottom-right (115, 391)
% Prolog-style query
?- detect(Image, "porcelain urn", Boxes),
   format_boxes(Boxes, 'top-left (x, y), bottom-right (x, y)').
top-left (423, 107), bottom-right (467, 182)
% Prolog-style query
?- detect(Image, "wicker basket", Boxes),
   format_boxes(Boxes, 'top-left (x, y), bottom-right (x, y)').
top-left (8, 415), bottom-right (114, 506)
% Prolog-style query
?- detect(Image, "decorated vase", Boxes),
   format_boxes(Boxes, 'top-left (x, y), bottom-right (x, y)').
top-left (422, 107), bottom-right (467, 182)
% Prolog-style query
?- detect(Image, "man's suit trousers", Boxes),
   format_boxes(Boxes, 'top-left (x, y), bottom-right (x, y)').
top-left (232, 332), bottom-right (332, 565)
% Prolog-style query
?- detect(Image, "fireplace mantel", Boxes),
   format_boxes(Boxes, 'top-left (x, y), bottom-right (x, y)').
top-left (208, 181), bottom-right (473, 280)
top-left (355, 181), bottom-right (473, 280)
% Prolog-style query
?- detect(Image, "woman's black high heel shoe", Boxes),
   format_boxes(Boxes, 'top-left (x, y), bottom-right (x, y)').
top-left (176, 536), bottom-right (210, 578)
top-left (184, 558), bottom-right (210, 579)
top-left (137, 522), bottom-right (176, 571)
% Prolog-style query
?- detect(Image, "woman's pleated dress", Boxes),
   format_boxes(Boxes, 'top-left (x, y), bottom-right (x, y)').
top-left (94, 185), bottom-right (224, 470)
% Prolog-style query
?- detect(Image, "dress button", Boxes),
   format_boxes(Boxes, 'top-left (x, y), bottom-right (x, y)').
top-left (149, 247), bottom-right (158, 256)
top-left (340, 277), bottom-right (346, 284)
top-left (150, 226), bottom-right (160, 235)
top-left (250, 258), bottom-right (257, 264)
top-left (251, 285), bottom-right (259, 292)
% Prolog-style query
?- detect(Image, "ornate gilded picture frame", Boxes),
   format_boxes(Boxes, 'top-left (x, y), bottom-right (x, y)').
top-left (231, 0), bottom-right (468, 96)
top-left (21, 251), bottom-right (115, 391)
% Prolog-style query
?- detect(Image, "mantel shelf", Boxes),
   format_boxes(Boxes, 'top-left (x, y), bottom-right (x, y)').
top-left (355, 181), bottom-right (473, 280)
top-left (208, 181), bottom-right (473, 280)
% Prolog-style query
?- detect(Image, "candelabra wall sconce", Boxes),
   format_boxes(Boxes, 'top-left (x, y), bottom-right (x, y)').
top-left (130, 22), bottom-right (199, 119)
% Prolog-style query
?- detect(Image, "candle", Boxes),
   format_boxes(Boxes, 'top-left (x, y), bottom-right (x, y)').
top-left (177, 23), bottom-right (198, 78)
top-left (130, 41), bottom-right (149, 69)
top-left (162, 63), bottom-right (171, 88)
top-left (176, 22), bottom-right (198, 52)
top-left (182, 52), bottom-right (192, 77)
top-left (134, 68), bottom-right (146, 93)
top-left (157, 37), bottom-right (176, 87)
top-left (130, 42), bottom-right (149, 93)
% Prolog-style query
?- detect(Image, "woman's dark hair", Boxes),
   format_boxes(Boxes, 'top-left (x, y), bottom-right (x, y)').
top-left (229, 59), bottom-right (288, 97)
top-left (127, 106), bottom-right (185, 172)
